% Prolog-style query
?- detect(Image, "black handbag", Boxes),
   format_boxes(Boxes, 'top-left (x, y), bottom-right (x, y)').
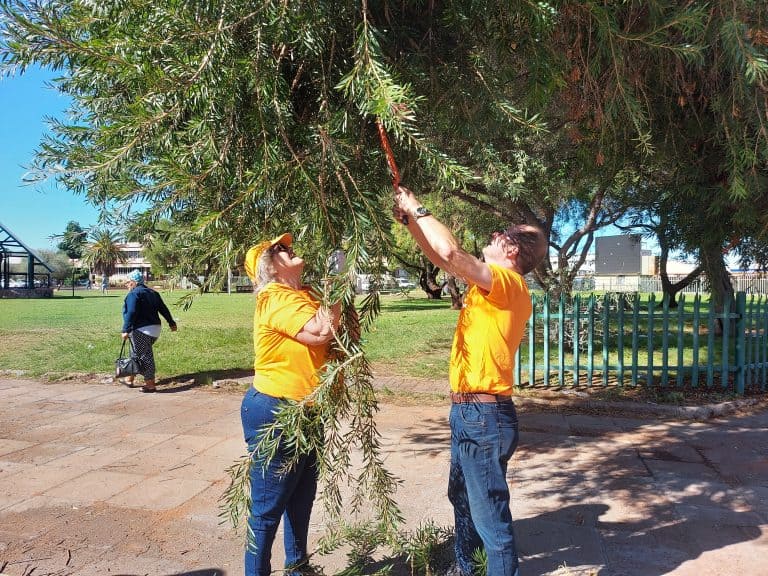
top-left (115, 339), bottom-right (142, 377)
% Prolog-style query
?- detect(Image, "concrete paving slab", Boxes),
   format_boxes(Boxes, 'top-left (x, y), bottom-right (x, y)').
top-left (517, 517), bottom-right (605, 575)
top-left (165, 437), bottom-right (246, 482)
top-left (0, 458), bottom-right (31, 482)
top-left (643, 458), bottom-right (725, 482)
top-left (0, 438), bottom-right (34, 456)
top-left (2, 460), bottom-right (93, 502)
top-left (43, 469), bottom-right (145, 503)
top-left (19, 412), bottom-right (121, 443)
top-left (2, 493), bottom-right (75, 514)
top-left (99, 430), bottom-right (176, 453)
top-left (103, 434), bottom-right (221, 476)
top-left (0, 408), bottom-right (64, 438)
top-left (177, 416), bottom-right (247, 439)
top-left (637, 443), bottom-right (705, 463)
top-left (1, 440), bottom-right (89, 465)
top-left (520, 411), bottom-right (571, 434)
top-left (106, 472), bottom-right (212, 510)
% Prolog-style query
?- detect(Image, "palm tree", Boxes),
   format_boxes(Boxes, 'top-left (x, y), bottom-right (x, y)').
top-left (81, 229), bottom-right (127, 280)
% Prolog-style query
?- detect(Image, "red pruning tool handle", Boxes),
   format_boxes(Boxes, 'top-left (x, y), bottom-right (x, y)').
top-left (376, 120), bottom-right (408, 224)
top-left (376, 120), bottom-right (401, 188)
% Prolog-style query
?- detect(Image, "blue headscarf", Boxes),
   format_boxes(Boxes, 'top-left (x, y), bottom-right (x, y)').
top-left (127, 270), bottom-right (144, 284)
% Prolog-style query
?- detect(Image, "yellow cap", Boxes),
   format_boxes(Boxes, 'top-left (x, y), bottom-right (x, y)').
top-left (244, 233), bottom-right (292, 280)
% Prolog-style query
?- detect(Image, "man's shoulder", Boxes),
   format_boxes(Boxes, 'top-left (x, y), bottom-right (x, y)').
top-left (488, 262), bottom-right (522, 278)
top-left (477, 264), bottom-right (528, 306)
top-left (489, 264), bottom-right (528, 288)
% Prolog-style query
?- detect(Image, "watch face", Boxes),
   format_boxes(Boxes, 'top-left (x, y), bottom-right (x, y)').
top-left (415, 206), bottom-right (430, 217)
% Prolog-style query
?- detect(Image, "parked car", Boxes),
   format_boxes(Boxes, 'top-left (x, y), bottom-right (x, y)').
top-left (397, 278), bottom-right (416, 289)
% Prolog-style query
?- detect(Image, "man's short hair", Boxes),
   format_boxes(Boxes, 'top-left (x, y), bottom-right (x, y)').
top-left (504, 225), bottom-right (547, 275)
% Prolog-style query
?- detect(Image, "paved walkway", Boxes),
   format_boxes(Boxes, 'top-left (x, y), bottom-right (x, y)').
top-left (0, 377), bottom-right (766, 576)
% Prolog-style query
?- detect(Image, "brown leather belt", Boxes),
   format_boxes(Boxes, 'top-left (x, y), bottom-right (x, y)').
top-left (450, 392), bottom-right (513, 404)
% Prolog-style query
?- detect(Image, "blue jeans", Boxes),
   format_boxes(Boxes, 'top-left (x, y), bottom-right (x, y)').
top-left (241, 388), bottom-right (318, 576)
top-left (448, 399), bottom-right (520, 576)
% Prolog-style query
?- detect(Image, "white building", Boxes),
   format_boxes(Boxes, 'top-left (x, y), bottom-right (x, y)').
top-left (113, 242), bottom-right (152, 281)
top-left (74, 242), bottom-right (152, 282)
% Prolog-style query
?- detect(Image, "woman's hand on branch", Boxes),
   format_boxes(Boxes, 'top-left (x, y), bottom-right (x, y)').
top-left (295, 304), bottom-right (341, 346)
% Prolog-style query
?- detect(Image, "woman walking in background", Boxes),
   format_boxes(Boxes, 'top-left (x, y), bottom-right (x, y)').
top-left (240, 233), bottom-right (341, 576)
top-left (120, 269), bottom-right (177, 392)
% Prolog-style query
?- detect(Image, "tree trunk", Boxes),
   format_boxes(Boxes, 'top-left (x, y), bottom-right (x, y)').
top-left (445, 276), bottom-right (463, 309)
top-left (419, 258), bottom-right (443, 299)
top-left (658, 242), bottom-right (703, 308)
top-left (700, 243), bottom-right (734, 335)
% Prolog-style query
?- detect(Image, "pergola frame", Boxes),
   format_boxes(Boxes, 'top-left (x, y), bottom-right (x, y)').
top-left (0, 221), bottom-right (53, 290)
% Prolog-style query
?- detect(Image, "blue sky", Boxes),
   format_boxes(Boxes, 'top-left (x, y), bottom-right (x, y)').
top-left (1, 66), bottom-right (101, 251)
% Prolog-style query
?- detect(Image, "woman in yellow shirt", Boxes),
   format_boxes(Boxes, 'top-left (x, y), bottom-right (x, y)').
top-left (241, 233), bottom-right (340, 576)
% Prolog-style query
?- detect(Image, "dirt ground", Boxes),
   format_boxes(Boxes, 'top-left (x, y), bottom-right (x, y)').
top-left (2, 371), bottom-right (767, 576)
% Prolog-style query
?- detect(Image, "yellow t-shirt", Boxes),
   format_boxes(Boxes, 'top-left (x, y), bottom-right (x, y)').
top-left (449, 264), bottom-right (531, 395)
top-left (252, 283), bottom-right (328, 401)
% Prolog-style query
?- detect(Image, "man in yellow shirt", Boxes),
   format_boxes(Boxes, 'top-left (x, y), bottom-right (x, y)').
top-left (394, 186), bottom-right (547, 576)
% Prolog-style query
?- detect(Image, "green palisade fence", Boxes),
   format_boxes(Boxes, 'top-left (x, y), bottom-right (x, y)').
top-left (514, 291), bottom-right (768, 394)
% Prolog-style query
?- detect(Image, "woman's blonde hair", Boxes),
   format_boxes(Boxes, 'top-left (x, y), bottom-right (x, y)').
top-left (252, 249), bottom-right (277, 296)
top-left (244, 233), bottom-right (292, 295)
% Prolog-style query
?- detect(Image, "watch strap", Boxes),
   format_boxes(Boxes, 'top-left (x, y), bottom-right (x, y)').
top-left (413, 205), bottom-right (432, 219)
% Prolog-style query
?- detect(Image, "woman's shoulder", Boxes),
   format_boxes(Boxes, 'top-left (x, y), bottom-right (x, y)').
top-left (258, 283), bottom-right (316, 305)
top-left (136, 284), bottom-right (158, 295)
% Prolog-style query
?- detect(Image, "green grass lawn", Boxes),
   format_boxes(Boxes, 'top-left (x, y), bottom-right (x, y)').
top-left (0, 290), bottom-right (459, 381)
top-left (2, 289), bottom-right (764, 399)
top-left (361, 296), bottom-right (457, 377)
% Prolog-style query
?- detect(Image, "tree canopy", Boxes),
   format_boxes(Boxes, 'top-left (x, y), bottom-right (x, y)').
top-left (81, 228), bottom-right (127, 277)
top-left (55, 220), bottom-right (86, 259)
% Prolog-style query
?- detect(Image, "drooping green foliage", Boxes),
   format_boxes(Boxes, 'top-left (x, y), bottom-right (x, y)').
top-left (0, 0), bottom-right (572, 542)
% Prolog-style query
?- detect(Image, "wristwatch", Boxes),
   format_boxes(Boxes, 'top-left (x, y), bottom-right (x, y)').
top-left (413, 205), bottom-right (432, 219)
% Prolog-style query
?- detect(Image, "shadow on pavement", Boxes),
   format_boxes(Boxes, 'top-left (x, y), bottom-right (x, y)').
top-left (155, 368), bottom-right (253, 393)
top-left (518, 503), bottom-right (761, 575)
top-left (402, 408), bottom-right (766, 575)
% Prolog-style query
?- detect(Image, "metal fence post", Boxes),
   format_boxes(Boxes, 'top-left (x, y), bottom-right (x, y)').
top-left (735, 292), bottom-right (746, 394)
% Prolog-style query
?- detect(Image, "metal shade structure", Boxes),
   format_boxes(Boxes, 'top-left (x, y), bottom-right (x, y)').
top-left (0, 220), bottom-right (53, 291)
